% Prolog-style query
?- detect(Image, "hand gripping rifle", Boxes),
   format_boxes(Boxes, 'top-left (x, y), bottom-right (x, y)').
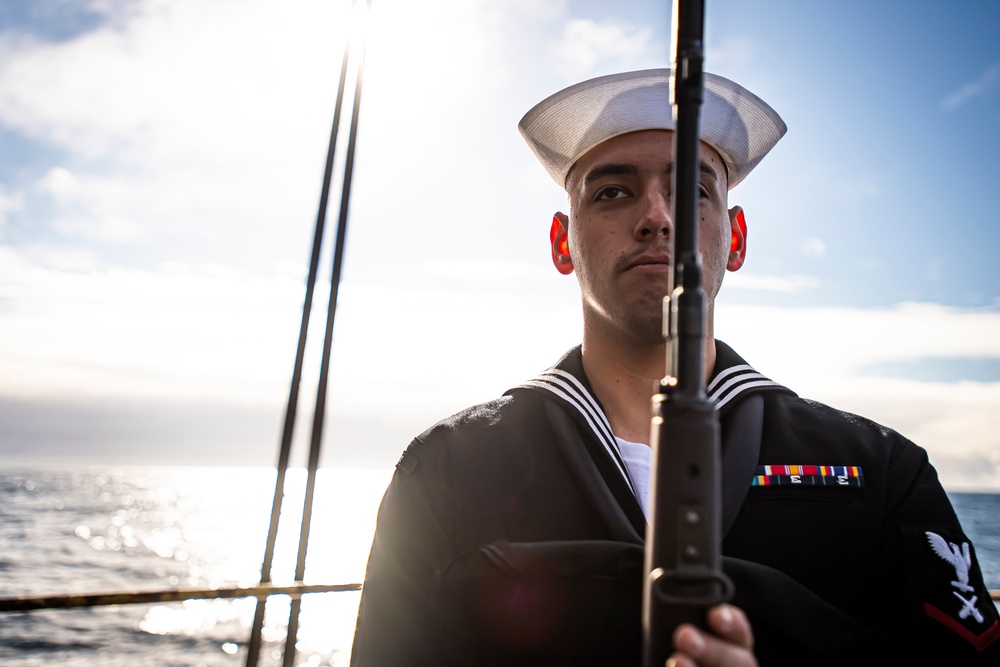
top-left (642, 0), bottom-right (734, 665)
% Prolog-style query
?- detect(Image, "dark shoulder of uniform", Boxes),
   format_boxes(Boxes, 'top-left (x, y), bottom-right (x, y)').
top-left (394, 391), bottom-right (547, 477)
top-left (760, 390), bottom-right (934, 495)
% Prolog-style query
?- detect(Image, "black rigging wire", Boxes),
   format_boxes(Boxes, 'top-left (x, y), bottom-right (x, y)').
top-left (245, 1), bottom-right (371, 665)
top-left (281, 1), bottom-right (371, 664)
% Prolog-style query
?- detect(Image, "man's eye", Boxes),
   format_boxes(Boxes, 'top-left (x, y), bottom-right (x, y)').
top-left (596, 186), bottom-right (629, 200)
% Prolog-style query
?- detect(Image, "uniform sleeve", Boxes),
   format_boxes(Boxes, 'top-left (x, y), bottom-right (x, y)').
top-left (878, 440), bottom-right (1000, 664)
top-left (349, 442), bottom-right (472, 667)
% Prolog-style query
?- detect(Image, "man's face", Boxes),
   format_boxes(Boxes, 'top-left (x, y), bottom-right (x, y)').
top-left (558, 129), bottom-right (742, 345)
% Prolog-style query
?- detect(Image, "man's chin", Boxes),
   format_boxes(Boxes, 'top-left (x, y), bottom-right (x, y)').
top-left (620, 316), bottom-right (668, 348)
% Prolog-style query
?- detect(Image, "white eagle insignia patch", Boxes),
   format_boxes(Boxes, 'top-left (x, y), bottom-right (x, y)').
top-left (901, 523), bottom-right (999, 652)
top-left (925, 531), bottom-right (984, 623)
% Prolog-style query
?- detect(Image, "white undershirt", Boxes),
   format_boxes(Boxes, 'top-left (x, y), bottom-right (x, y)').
top-left (615, 436), bottom-right (652, 518)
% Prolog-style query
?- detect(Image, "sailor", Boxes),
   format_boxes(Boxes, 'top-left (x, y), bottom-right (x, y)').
top-left (350, 70), bottom-right (1000, 666)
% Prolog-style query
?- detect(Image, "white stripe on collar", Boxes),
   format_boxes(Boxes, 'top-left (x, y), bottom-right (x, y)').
top-left (707, 364), bottom-right (782, 410)
top-left (520, 369), bottom-right (635, 495)
top-left (520, 361), bottom-right (782, 495)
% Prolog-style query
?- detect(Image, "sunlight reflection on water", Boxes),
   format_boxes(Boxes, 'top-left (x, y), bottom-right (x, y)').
top-left (135, 466), bottom-right (392, 659)
top-left (1, 465), bottom-right (393, 666)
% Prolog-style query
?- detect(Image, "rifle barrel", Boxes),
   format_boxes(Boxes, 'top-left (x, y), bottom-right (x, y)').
top-left (642, 1), bottom-right (733, 665)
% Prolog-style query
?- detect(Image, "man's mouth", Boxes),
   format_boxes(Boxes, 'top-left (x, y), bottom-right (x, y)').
top-left (624, 254), bottom-right (671, 273)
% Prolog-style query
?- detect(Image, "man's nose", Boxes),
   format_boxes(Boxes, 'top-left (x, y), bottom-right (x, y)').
top-left (634, 189), bottom-right (672, 240)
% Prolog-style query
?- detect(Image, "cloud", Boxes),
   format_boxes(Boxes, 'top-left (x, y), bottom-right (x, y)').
top-left (17, 243), bottom-right (101, 271)
top-left (724, 272), bottom-right (818, 294)
top-left (33, 167), bottom-right (162, 243)
top-left (0, 246), bottom-right (305, 403)
top-left (0, 1), bottom-right (997, 489)
top-left (0, 238), bottom-right (579, 408)
top-left (0, 393), bottom-right (282, 466)
top-left (0, 0), bottom-right (359, 253)
top-left (6, 232), bottom-right (1000, 486)
top-left (38, 166), bottom-right (81, 200)
top-left (547, 19), bottom-right (654, 78)
top-left (860, 356), bottom-right (1000, 383)
top-left (820, 378), bottom-right (1000, 491)
top-left (941, 62), bottom-right (1000, 112)
top-left (924, 256), bottom-right (944, 283)
top-left (705, 37), bottom-right (758, 71)
top-left (0, 0), bottom-right (582, 407)
top-left (0, 186), bottom-right (22, 227)
top-left (0, 0), bottom-right (350, 163)
top-left (798, 237), bottom-right (826, 257)
top-left (0, 0), bottom-right (560, 259)
top-left (0, 241), bottom-right (585, 469)
top-left (385, 257), bottom-right (556, 291)
top-left (717, 301), bottom-right (1000, 381)
top-left (716, 301), bottom-right (1000, 490)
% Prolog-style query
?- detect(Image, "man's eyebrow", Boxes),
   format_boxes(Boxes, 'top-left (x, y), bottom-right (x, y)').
top-left (576, 159), bottom-right (722, 189)
top-left (665, 160), bottom-right (723, 183)
top-left (579, 163), bottom-right (639, 188)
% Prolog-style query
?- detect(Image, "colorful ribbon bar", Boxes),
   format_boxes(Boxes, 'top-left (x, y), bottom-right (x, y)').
top-left (751, 464), bottom-right (864, 487)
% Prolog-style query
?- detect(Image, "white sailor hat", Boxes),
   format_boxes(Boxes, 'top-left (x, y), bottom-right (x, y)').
top-left (518, 68), bottom-right (787, 190)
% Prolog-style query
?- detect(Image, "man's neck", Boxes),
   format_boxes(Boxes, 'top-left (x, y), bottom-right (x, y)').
top-left (581, 328), bottom-right (717, 446)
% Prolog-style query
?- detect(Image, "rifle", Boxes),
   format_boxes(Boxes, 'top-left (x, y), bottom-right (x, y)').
top-left (641, 0), bottom-right (734, 664)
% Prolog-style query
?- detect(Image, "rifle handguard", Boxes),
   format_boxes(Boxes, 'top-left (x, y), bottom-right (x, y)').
top-left (648, 565), bottom-right (734, 607)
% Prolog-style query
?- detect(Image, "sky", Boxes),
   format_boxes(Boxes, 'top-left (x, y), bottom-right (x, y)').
top-left (0, 0), bottom-right (998, 490)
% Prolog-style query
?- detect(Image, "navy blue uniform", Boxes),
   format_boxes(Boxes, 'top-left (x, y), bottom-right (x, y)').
top-left (351, 343), bottom-right (999, 665)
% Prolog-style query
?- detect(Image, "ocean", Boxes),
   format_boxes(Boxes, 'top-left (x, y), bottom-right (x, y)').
top-left (0, 466), bottom-right (998, 666)
top-left (0, 467), bottom-right (392, 667)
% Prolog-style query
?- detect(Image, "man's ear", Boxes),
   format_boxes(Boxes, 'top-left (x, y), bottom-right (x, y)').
top-left (727, 206), bottom-right (747, 271)
top-left (550, 212), bottom-right (574, 275)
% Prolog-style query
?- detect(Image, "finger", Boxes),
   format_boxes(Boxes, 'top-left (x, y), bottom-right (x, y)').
top-left (707, 604), bottom-right (754, 650)
top-left (673, 623), bottom-right (757, 667)
top-left (665, 654), bottom-right (695, 667)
